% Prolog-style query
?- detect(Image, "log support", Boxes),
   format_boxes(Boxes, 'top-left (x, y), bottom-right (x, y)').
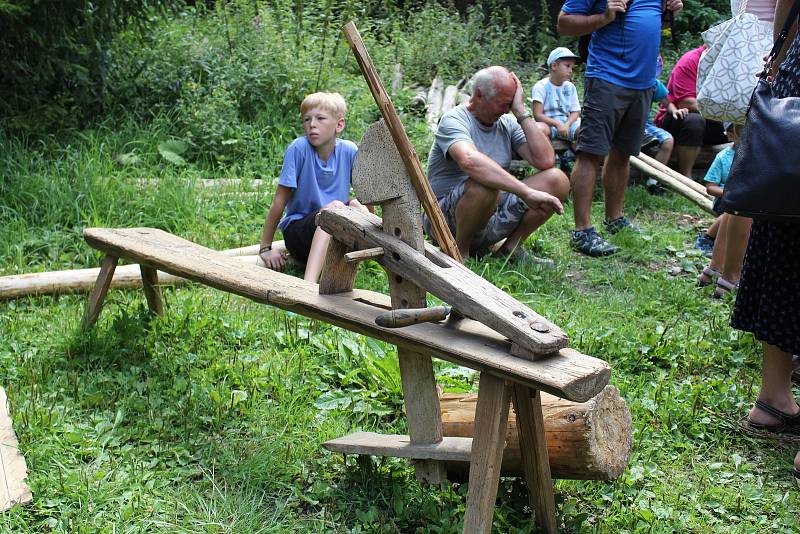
top-left (140, 265), bottom-right (163, 317)
top-left (81, 254), bottom-right (118, 329)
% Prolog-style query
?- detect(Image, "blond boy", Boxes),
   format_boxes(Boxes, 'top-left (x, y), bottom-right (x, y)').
top-left (259, 92), bottom-right (364, 282)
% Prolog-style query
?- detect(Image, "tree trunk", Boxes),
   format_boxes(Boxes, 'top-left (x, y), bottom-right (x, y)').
top-left (440, 385), bottom-right (631, 480)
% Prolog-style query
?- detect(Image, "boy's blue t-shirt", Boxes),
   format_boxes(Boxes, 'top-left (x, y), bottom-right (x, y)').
top-left (277, 137), bottom-right (357, 230)
top-left (703, 146), bottom-right (735, 188)
top-left (647, 80), bottom-right (669, 123)
top-left (561, 0), bottom-right (662, 90)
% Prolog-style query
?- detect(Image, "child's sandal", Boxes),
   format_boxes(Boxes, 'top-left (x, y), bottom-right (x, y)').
top-left (713, 277), bottom-right (739, 299)
top-left (697, 265), bottom-right (720, 287)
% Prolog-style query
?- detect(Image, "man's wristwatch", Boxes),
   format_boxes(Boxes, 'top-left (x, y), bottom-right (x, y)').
top-left (259, 244), bottom-right (272, 254)
top-left (516, 112), bottom-right (532, 125)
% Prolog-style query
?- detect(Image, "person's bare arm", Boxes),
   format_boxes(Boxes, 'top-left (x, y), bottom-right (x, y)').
top-left (509, 72), bottom-right (556, 170)
top-left (705, 183), bottom-right (724, 198)
top-left (448, 141), bottom-right (563, 215)
top-left (532, 101), bottom-right (564, 129)
top-left (259, 185), bottom-right (293, 270)
top-left (663, 99), bottom-right (688, 119)
top-left (557, 0), bottom-right (625, 35)
top-left (566, 110), bottom-right (581, 127)
top-left (771, 0), bottom-right (799, 77)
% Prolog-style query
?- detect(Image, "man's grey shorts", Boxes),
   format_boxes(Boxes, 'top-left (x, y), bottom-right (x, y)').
top-left (577, 77), bottom-right (653, 157)
top-left (422, 181), bottom-right (527, 254)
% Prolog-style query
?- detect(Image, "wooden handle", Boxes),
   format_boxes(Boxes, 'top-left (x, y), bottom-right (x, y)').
top-left (375, 306), bottom-right (451, 328)
top-left (341, 21), bottom-right (463, 263)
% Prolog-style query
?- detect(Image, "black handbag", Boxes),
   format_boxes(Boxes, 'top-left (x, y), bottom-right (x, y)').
top-left (720, 0), bottom-right (800, 220)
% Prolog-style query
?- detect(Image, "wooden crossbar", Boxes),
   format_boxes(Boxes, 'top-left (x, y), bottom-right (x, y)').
top-left (82, 227), bottom-right (609, 402)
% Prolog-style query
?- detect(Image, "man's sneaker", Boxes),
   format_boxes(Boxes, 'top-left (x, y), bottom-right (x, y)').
top-left (570, 227), bottom-right (617, 257)
top-left (694, 233), bottom-right (715, 257)
top-left (603, 216), bottom-right (640, 235)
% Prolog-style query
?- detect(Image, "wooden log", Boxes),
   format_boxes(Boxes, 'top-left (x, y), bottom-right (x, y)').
top-left (391, 63), bottom-right (403, 92)
top-left (425, 76), bottom-right (444, 132)
top-left (441, 85), bottom-right (459, 116)
top-left (636, 152), bottom-right (710, 197)
top-left (629, 156), bottom-right (715, 215)
top-left (0, 242), bottom-right (280, 299)
top-left (439, 385), bottom-right (631, 480)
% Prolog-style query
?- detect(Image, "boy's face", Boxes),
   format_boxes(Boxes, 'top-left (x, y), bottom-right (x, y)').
top-left (303, 107), bottom-right (344, 148)
top-left (551, 59), bottom-right (575, 82)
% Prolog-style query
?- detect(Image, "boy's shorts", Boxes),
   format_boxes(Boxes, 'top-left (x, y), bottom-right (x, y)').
top-left (422, 181), bottom-right (527, 254)
top-left (577, 77), bottom-right (652, 157)
top-left (283, 209), bottom-right (320, 263)
top-left (641, 122), bottom-right (673, 149)
top-left (550, 119), bottom-right (581, 142)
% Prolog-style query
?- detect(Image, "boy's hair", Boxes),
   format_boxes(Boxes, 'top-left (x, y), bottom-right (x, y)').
top-left (300, 92), bottom-right (347, 119)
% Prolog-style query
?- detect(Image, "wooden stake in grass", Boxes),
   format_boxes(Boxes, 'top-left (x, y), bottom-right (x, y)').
top-left (341, 22), bottom-right (462, 264)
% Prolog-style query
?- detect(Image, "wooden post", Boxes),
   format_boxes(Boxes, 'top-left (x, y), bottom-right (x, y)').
top-left (463, 373), bottom-right (511, 534)
top-left (140, 265), bottom-right (163, 316)
top-left (318, 238), bottom-right (359, 295)
top-left (341, 22), bottom-right (462, 264)
top-left (513, 385), bottom-right (557, 533)
top-left (82, 254), bottom-right (118, 329)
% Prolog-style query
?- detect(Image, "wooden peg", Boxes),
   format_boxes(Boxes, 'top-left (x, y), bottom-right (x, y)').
top-left (375, 306), bottom-right (451, 328)
top-left (344, 247), bottom-right (384, 263)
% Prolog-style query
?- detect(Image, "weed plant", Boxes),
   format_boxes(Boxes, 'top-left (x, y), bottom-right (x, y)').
top-left (1, 2), bottom-right (797, 532)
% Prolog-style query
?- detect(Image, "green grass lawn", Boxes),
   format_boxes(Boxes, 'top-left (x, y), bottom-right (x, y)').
top-left (2, 148), bottom-right (798, 532)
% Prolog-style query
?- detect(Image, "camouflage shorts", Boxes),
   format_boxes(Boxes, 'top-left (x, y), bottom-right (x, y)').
top-left (423, 181), bottom-right (528, 254)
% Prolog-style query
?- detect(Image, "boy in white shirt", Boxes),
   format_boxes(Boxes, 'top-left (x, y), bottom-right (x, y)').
top-left (532, 47), bottom-right (582, 148)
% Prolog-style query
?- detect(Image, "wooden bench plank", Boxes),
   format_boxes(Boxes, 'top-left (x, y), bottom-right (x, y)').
top-left (323, 432), bottom-right (472, 461)
top-left (83, 227), bottom-right (610, 402)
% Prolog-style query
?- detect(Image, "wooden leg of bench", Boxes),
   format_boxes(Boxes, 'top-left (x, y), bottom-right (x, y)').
top-left (513, 385), bottom-right (557, 534)
top-left (140, 265), bottom-right (163, 317)
top-left (318, 238), bottom-right (358, 295)
top-left (398, 348), bottom-right (447, 484)
top-left (81, 254), bottom-right (118, 329)
top-left (463, 372), bottom-right (511, 534)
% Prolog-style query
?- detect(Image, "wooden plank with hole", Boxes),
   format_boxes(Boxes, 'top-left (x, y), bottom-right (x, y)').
top-left (463, 373), bottom-right (511, 534)
top-left (316, 206), bottom-right (568, 357)
top-left (82, 227), bottom-right (610, 401)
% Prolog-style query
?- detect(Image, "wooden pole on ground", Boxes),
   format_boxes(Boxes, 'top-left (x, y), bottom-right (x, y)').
top-left (636, 152), bottom-right (710, 197)
top-left (341, 22), bottom-right (462, 263)
top-left (629, 156), bottom-right (714, 214)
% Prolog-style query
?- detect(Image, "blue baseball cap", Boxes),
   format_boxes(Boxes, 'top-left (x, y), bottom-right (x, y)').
top-left (547, 47), bottom-right (580, 67)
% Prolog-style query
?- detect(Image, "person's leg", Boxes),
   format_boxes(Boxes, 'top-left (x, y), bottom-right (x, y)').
top-left (497, 168), bottom-right (569, 254)
top-left (748, 343), bottom-right (798, 425)
top-left (698, 214), bottom-right (728, 285)
top-left (654, 137), bottom-right (674, 165)
top-left (663, 112), bottom-right (706, 177)
top-left (571, 152), bottom-right (602, 230)
top-left (602, 148), bottom-right (632, 223)
top-left (720, 215), bottom-right (753, 284)
top-left (707, 216), bottom-right (722, 239)
top-left (453, 180), bottom-right (499, 258)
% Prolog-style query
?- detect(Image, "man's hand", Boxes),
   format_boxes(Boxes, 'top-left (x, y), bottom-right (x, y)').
top-left (521, 187), bottom-right (564, 215)
top-left (510, 72), bottom-right (527, 118)
top-left (671, 107), bottom-right (689, 120)
top-left (666, 0), bottom-right (683, 15)
top-left (260, 248), bottom-right (287, 271)
top-left (604, 0), bottom-right (628, 22)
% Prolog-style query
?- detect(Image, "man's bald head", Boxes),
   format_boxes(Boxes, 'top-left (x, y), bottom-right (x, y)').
top-left (472, 66), bottom-right (514, 100)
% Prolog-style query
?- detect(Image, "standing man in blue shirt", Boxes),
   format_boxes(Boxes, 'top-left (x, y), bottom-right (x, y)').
top-left (558, 0), bottom-right (683, 256)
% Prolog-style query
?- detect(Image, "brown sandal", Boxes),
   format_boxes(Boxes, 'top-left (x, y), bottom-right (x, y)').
top-left (697, 265), bottom-right (720, 287)
top-left (713, 276), bottom-right (738, 299)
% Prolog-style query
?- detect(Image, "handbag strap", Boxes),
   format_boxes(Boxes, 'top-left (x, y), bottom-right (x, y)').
top-left (762, 0), bottom-right (800, 78)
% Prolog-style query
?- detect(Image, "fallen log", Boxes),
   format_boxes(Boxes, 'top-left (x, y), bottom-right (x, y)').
top-left (630, 156), bottom-right (714, 215)
top-left (441, 85), bottom-right (459, 117)
top-left (636, 152), bottom-right (710, 197)
top-left (425, 76), bottom-right (444, 132)
top-left (0, 242), bottom-right (283, 299)
top-left (439, 385), bottom-right (631, 480)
